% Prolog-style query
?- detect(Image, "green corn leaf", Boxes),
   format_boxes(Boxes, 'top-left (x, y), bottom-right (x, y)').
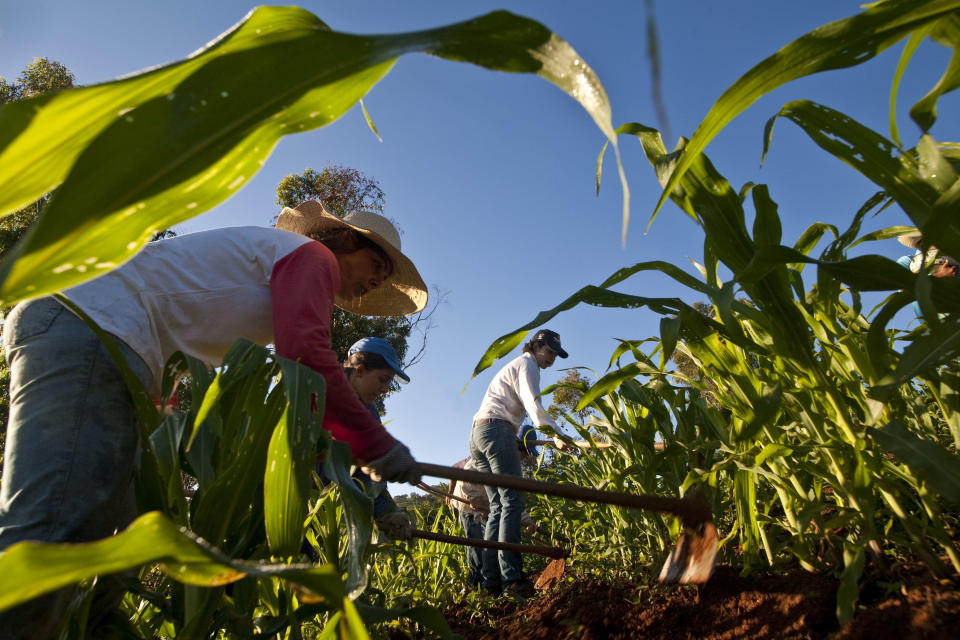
top-left (264, 357), bottom-right (327, 556)
top-left (890, 27), bottom-right (932, 146)
top-left (763, 100), bottom-right (960, 259)
top-left (659, 316), bottom-right (680, 369)
top-left (736, 383), bottom-right (782, 443)
top-left (755, 443), bottom-right (794, 466)
top-left (936, 369), bottom-right (960, 448)
top-left (836, 542), bottom-right (866, 625)
top-left (651, 0), bottom-right (960, 224)
top-left (320, 439), bottom-right (375, 598)
top-left (909, 14), bottom-right (960, 131)
top-left (872, 420), bottom-right (960, 504)
top-left (191, 381), bottom-right (286, 548)
top-left (0, 7), bottom-right (622, 305)
top-left (871, 315), bottom-right (960, 398)
top-left (751, 184), bottom-right (782, 247)
top-left (577, 361), bottom-right (663, 410)
top-left (0, 511), bottom-right (345, 612)
top-left (468, 287), bottom-right (686, 382)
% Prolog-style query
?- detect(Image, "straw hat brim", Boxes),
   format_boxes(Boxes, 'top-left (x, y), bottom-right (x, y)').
top-left (276, 201), bottom-right (427, 317)
top-left (898, 232), bottom-right (923, 249)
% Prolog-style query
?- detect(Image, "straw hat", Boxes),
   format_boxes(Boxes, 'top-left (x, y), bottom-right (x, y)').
top-left (897, 232), bottom-right (924, 250)
top-left (276, 200), bottom-right (427, 316)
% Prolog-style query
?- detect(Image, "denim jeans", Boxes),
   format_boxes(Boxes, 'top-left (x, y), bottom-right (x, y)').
top-left (0, 297), bottom-right (153, 638)
top-left (458, 509), bottom-right (486, 589)
top-left (468, 418), bottom-right (524, 588)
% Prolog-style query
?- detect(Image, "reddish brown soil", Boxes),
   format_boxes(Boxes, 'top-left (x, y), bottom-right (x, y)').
top-left (441, 565), bottom-right (960, 640)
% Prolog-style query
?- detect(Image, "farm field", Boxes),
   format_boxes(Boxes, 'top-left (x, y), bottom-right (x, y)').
top-left (1, 2), bottom-right (959, 638)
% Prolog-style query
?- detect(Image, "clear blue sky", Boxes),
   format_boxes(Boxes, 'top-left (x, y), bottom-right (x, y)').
top-left (2, 1), bottom-right (958, 493)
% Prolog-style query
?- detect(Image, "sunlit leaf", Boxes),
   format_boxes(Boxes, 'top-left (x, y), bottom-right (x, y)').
top-left (0, 512), bottom-right (344, 611)
top-left (652, 0), bottom-right (960, 224)
top-left (0, 7), bottom-right (622, 305)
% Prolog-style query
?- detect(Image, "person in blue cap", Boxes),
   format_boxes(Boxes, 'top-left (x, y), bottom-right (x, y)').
top-left (310, 337), bottom-right (413, 552)
top-left (448, 424), bottom-right (540, 593)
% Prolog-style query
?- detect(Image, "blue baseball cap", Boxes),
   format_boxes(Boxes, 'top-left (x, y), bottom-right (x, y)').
top-left (348, 337), bottom-right (410, 383)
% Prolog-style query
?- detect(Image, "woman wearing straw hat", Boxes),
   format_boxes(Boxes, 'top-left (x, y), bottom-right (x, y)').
top-left (0, 200), bottom-right (426, 636)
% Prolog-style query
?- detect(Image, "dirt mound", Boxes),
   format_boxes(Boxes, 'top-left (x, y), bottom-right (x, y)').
top-left (442, 565), bottom-right (960, 640)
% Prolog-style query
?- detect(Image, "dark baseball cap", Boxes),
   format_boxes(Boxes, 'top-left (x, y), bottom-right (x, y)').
top-left (532, 329), bottom-right (568, 358)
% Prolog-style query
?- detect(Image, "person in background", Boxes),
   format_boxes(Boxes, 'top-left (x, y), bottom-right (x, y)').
top-left (0, 200), bottom-right (426, 638)
top-left (447, 425), bottom-right (539, 593)
top-left (896, 232), bottom-right (959, 319)
top-left (319, 337), bottom-right (413, 544)
top-left (469, 329), bottom-right (568, 598)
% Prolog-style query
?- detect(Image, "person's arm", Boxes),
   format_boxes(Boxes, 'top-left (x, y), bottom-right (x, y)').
top-left (516, 357), bottom-right (560, 431)
top-left (270, 242), bottom-right (397, 463)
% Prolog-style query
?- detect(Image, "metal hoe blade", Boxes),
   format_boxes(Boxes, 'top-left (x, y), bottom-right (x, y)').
top-left (657, 521), bottom-right (718, 584)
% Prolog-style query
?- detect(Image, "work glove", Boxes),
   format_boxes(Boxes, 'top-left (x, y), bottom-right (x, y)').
top-left (362, 442), bottom-right (421, 484)
top-left (520, 511), bottom-right (536, 532)
top-left (552, 436), bottom-right (566, 451)
top-left (377, 511), bottom-right (413, 541)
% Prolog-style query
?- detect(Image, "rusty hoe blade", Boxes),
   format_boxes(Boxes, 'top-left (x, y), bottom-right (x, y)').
top-left (657, 521), bottom-right (719, 584)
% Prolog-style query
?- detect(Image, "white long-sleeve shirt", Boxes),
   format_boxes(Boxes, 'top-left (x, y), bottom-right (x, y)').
top-left (60, 226), bottom-right (396, 462)
top-left (472, 352), bottom-right (559, 433)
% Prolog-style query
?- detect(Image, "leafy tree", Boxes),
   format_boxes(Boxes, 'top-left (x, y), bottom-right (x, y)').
top-left (0, 58), bottom-right (76, 470)
top-left (276, 164), bottom-right (386, 219)
top-left (547, 369), bottom-right (596, 427)
top-left (275, 164), bottom-right (442, 413)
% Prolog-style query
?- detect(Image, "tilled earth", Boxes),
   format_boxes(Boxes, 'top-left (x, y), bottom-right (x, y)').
top-left (441, 565), bottom-right (960, 639)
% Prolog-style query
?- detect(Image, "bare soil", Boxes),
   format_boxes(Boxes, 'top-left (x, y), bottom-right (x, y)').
top-left (441, 565), bottom-right (960, 640)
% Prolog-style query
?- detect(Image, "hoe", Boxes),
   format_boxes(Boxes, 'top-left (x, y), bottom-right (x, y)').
top-left (416, 462), bottom-right (718, 584)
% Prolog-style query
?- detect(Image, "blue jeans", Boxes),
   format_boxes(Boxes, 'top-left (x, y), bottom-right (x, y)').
top-left (469, 418), bottom-right (524, 588)
top-left (458, 509), bottom-right (486, 589)
top-left (0, 297), bottom-right (153, 637)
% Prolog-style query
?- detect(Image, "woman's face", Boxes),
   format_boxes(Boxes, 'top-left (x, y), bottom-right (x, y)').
top-left (337, 247), bottom-right (392, 301)
top-left (350, 365), bottom-right (395, 405)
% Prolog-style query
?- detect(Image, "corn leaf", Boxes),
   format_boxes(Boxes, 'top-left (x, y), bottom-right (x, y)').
top-left (651, 0), bottom-right (960, 224)
top-left (763, 101), bottom-right (959, 255)
top-left (0, 7), bottom-right (621, 305)
top-left (872, 420), bottom-right (960, 503)
top-left (836, 542), bottom-right (866, 625)
top-left (0, 512), bottom-right (344, 611)
top-left (264, 357), bottom-right (327, 556)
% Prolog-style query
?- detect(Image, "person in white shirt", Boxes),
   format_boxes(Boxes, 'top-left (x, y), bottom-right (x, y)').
top-left (469, 329), bottom-right (567, 597)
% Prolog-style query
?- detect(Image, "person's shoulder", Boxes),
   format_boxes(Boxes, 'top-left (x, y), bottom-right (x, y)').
top-left (453, 457), bottom-right (470, 469)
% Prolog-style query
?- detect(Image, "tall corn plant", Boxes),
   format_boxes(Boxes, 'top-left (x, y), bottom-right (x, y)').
top-left (471, 1), bottom-right (960, 624)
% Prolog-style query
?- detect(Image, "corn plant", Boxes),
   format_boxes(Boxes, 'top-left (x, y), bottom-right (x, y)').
top-left (470, 2), bottom-right (960, 624)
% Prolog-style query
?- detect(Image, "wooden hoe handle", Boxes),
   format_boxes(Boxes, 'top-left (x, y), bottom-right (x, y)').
top-left (412, 528), bottom-right (567, 559)
top-left (417, 462), bottom-right (711, 528)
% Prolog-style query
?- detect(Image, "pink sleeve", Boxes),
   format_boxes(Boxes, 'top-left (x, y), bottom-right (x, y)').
top-left (270, 242), bottom-right (397, 463)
